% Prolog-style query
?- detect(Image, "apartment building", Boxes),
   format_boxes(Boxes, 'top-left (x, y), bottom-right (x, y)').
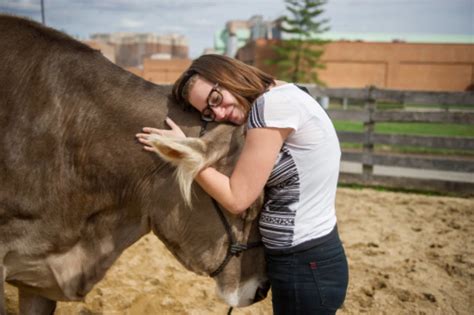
top-left (213, 15), bottom-right (282, 57)
top-left (91, 32), bottom-right (189, 67)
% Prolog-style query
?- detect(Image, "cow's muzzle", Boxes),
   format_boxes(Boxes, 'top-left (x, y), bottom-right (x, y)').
top-left (253, 280), bottom-right (270, 303)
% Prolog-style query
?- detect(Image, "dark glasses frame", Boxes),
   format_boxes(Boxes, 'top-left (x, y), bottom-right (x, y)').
top-left (201, 83), bottom-right (223, 122)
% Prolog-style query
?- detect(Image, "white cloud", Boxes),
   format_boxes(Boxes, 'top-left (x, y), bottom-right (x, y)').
top-left (0, 0), bottom-right (39, 14)
top-left (120, 17), bottom-right (144, 29)
top-left (192, 18), bottom-right (215, 27)
top-left (1, 0), bottom-right (471, 58)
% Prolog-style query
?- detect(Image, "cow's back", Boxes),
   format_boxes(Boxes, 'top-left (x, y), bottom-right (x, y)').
top-left (1, 14), bottom-right (149, 243)
top-left (0, 15), bottom-right (195, 299)
top-left (0, 15), bottom-right (270, 308)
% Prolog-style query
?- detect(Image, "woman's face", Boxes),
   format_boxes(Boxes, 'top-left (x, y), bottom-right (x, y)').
top-left (187, 77), bottom-right (246, 126)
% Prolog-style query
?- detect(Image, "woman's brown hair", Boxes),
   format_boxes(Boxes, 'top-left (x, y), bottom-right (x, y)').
top-left (172, 54), bottom-right (275, 113)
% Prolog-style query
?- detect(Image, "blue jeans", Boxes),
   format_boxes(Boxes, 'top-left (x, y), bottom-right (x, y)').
top-left (265, 230), bottom-right (349, 315)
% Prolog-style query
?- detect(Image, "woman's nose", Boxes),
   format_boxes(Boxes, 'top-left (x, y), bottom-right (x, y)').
top-left (212, 106), bottom-right (226, 120)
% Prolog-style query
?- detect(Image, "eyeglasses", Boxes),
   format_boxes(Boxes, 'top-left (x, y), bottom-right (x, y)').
top-left (201, 83), bottom-right (223, 122)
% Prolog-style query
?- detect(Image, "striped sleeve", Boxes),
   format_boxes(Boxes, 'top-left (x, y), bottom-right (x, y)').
top-left (247, 92), bottom-right (301, 131)
top-left (247, 96), bottom-right (266, 129)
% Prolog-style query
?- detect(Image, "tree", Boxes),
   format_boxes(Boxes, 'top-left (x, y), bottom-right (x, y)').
top-left (271, 0), bottom-right (330, 84)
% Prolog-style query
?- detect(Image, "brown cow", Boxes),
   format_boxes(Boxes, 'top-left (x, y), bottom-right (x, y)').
top-left (0, 15), bottom-right (268, 314)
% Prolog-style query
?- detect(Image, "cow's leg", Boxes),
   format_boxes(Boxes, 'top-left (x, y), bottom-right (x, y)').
top-left (0, 266), bottom-right (5, 315)
top-left (19, 290), bottom-right (56, 315)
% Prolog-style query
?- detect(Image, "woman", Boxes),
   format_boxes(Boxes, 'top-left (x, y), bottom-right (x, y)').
top-left (136, 54), bottom-right (348, 314)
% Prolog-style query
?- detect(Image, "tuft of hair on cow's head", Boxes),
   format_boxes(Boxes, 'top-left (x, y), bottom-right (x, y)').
top-left (148, 135), bottom-right (208, 206)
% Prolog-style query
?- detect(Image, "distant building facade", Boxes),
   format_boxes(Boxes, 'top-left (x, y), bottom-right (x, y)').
top-left (124, 58), bottom-right (192, 84)
top-left (82, 40), bottom-right (116, 63)
top-left (236, 34), bottom-right (474, 92)
top-left (91, 32), bottom-right (188, 67)
top-left (212, 15), bottom-right (282, 57)
top-left (140, 58), bottom-right (192, 84)
top-left (211, 14), bottom-right (473, 91)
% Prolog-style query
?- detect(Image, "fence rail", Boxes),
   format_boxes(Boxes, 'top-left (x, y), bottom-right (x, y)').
top-left (328, 109), bottom-right (474, 124)
top-left (304, 86), bottom-right (474, 196)
top-left (302, 85), bottom-right (474, 106)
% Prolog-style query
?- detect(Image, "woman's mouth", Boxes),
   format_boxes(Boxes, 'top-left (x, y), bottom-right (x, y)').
top-left (224, 106), bottom-right (244, 125)
top-left (226, 108), bottom-right (234, 122)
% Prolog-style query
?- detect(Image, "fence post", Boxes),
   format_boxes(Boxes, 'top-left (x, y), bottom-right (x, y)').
top-left (319, 96), bottom-right (330, 109)
top-left (362, 87), bottom-right (376, 182)
top-left (343, 97), bottom-right (348, 110)
top-left (443, 103), bottom-right (450, 112)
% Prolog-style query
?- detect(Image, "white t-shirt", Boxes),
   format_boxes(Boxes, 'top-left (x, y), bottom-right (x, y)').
top-left (247, 84), bottom-right (341, 253)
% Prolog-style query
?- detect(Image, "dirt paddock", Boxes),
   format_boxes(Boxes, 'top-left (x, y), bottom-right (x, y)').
top-left (5, 187), bottom-right (474, 314)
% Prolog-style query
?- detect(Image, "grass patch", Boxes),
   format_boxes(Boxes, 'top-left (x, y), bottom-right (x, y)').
top-left (335, 120), bottom-right (474, 156)
top-left (333, 121), bottom-right (363, 133)
top-left (333, 121), bottom-right (474, 138)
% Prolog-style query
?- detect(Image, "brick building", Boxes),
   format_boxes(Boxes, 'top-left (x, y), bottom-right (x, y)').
top-left (138, 58), bottom-right (192, 84)
top-left (236, 38), bottom-right (474, 92)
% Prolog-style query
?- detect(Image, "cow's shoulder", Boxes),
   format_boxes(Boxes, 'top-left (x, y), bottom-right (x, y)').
top-left (4, 234), bottom-right (123, 301)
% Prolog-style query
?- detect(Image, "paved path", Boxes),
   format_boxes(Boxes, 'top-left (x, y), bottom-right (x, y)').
top-left (340, 161), bottom-right (474, 183)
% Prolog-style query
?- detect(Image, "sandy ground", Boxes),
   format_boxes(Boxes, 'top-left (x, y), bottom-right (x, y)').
top-left (5, 188), bottom-right (474, 314)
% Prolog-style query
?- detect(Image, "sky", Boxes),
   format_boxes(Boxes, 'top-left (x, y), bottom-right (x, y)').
top-left (1, 0), bottom-right (472, 57)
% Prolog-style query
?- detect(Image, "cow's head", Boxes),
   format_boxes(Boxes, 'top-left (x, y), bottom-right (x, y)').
top-left (146, 123), bottom-right (269, 307)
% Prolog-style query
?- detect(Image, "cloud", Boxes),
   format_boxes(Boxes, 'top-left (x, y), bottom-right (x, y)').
top-left (65, 0), bottom-right (219, 12)
top-left (192, 18), bottom-right (215, 27)
top-left (1, 0), bottom-right (471, 58)
top-left (120, 17), bottom-right (144, 29)
top-left (154, 25), bottom-right (187, 33)
top-left (0, 0), bottom-right (40, 14)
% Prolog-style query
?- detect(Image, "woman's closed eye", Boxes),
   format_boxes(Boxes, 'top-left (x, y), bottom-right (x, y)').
top-left (209, 91), bottom-right (223, 107)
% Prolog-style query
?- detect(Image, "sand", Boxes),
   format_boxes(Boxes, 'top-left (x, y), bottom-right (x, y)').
top-left (5, 187), bottom-right (474, 314)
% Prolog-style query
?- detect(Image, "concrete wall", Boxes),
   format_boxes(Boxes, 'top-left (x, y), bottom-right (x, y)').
top-left (236, 39), bottom-right (474, 91)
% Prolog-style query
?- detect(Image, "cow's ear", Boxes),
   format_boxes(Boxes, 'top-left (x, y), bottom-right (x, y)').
top-left (149, 135), bottom-right (207, 207)
top-left (149, 135), bottom-right (206, 165)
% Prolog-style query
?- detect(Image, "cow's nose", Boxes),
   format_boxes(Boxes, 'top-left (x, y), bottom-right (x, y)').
top-left (253, 280), bottom-right (271, 303)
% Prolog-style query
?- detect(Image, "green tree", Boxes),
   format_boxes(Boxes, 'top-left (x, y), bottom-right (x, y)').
top-left (271, 0), bottom-right (330, 84)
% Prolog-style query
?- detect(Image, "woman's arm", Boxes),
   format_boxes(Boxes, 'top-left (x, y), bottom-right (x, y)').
top-left (196, 127), bottom-right (292, 214)
top-left (137, 118), bottom-right (292, 214)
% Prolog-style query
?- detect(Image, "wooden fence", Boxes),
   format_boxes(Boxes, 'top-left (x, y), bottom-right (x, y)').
top-left (302, 85), bottom-right (474, 196)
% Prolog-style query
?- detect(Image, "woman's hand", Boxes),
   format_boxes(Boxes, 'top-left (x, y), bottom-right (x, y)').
top-left (136, 117), bottom-right (186, 152)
